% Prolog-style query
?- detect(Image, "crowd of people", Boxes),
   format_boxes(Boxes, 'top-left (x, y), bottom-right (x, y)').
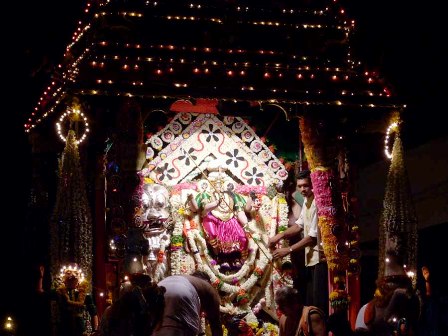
top-left (21, 169), bottom-right (447, 336)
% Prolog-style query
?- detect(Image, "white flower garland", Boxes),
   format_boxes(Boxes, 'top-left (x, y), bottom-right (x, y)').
top-left (187, 228), bottom-right (256, 281)
top-left (186, 228), bottom-right (272, 290)
top-left (168, 187), bottom-right (292, 318)
top-left (169, 194), bottom-right (185, 275)
top-left (151, 234), bottom-right (171, 283)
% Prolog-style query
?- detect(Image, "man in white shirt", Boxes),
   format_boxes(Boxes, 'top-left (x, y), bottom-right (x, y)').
top-left (269, 169), bottom-right (328, 316)
top-left (152, 271), bottom-right (223, 336)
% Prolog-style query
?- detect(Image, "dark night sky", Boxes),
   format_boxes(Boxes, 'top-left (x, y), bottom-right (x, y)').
top-left (3, 0), bottom-right (447, 322)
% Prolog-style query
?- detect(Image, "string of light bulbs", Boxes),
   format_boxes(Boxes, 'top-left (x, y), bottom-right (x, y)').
top-left (56, 107), bottom-right (90, 144)
top-left (384, 121), bottom-right (399, 159)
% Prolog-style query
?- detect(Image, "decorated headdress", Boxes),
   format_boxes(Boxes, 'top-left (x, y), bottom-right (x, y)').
top-left (208, 171), bottom-right (227, 188)
top-left (59, 263), bottom-right (86, 283)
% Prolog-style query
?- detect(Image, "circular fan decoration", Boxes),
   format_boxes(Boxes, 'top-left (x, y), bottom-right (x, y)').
top-left (56, 107), bottom-right (90, 144)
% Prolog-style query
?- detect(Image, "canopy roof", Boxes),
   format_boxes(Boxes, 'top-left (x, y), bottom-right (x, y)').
top-left (25, 0), bottom-right (402, 132)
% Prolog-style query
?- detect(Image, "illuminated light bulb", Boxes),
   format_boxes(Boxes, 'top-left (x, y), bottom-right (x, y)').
top-left (384, 121), bottom-right (399, 159)
top-left (56, 107), bottom-right (90, 145)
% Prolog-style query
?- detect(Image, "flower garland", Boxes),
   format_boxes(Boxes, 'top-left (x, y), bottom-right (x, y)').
top-left (299, 117), bottom-right (351, 317)
top-left (269, 193), bottom-right (292, 267)
top-left (269, 194), bottom-right (289, 236)
top-left (264, 277), bottom-right (274, 309)
top-left (299, 117), bottom-right (350, 273)
top-left (329, 289), bottom-right (350, 309)
top-left (169, 194), bottom-right (187, 274)
top-left (329, 276), bottom-right (350, 310)
top-left (311, 168), bottom-right (349, 271)
top-left (174, 196), bottom-right (276, 315)
top-left (209, 246), bottom-right (270, 297)
top-left (187, 229), bottom-right (257, 282)
top-left (151, 234), bottom-right (171, 283)
top-left (221, 321), bottom-right (279, 336)
top-left (168, 183), bottom-right (292, 322)
top-left (250, 322), bottom-right (279, 336)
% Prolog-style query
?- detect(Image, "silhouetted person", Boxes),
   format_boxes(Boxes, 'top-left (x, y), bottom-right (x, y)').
top-left (418, 265), bottom-right (448, 336)
top-left (275, 286), bottom-right (327, 336)
top-left (17, 263), bottom-right (51, 336)
top-left (99, 273), bottom-right (165, 336)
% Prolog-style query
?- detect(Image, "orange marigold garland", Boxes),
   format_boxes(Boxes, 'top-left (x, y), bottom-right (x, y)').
top-left (299, 117), bottom-right (349, 272)
top-left (236, 288), bottom-right (250, 306)
top-left (329, 275), bottom-right (350, 310)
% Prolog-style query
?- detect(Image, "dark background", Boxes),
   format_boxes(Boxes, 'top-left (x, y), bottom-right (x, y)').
top-left (3, 0), bottom-right (447, 330)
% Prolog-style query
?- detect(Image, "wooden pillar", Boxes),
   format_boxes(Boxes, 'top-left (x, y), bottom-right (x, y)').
top-left (93, 154), bottom-right (107, 317)
top-left (299, 115), bottom-right (350, 317)
top-left (348, 271), bottom-right (361, 329)
top-left (115, 98), bottom-right (146, 275)
top-left (347, 165), bottom-right (362, 328)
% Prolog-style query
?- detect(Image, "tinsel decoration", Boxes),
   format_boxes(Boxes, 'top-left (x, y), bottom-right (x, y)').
top-left (378, 131), bottom-right (418, 279)
top-left (49, 129), bottom-right (93, 285)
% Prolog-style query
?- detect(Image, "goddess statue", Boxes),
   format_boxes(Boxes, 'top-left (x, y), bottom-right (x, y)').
top-left (187, 162), bottom-right (253, 271)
